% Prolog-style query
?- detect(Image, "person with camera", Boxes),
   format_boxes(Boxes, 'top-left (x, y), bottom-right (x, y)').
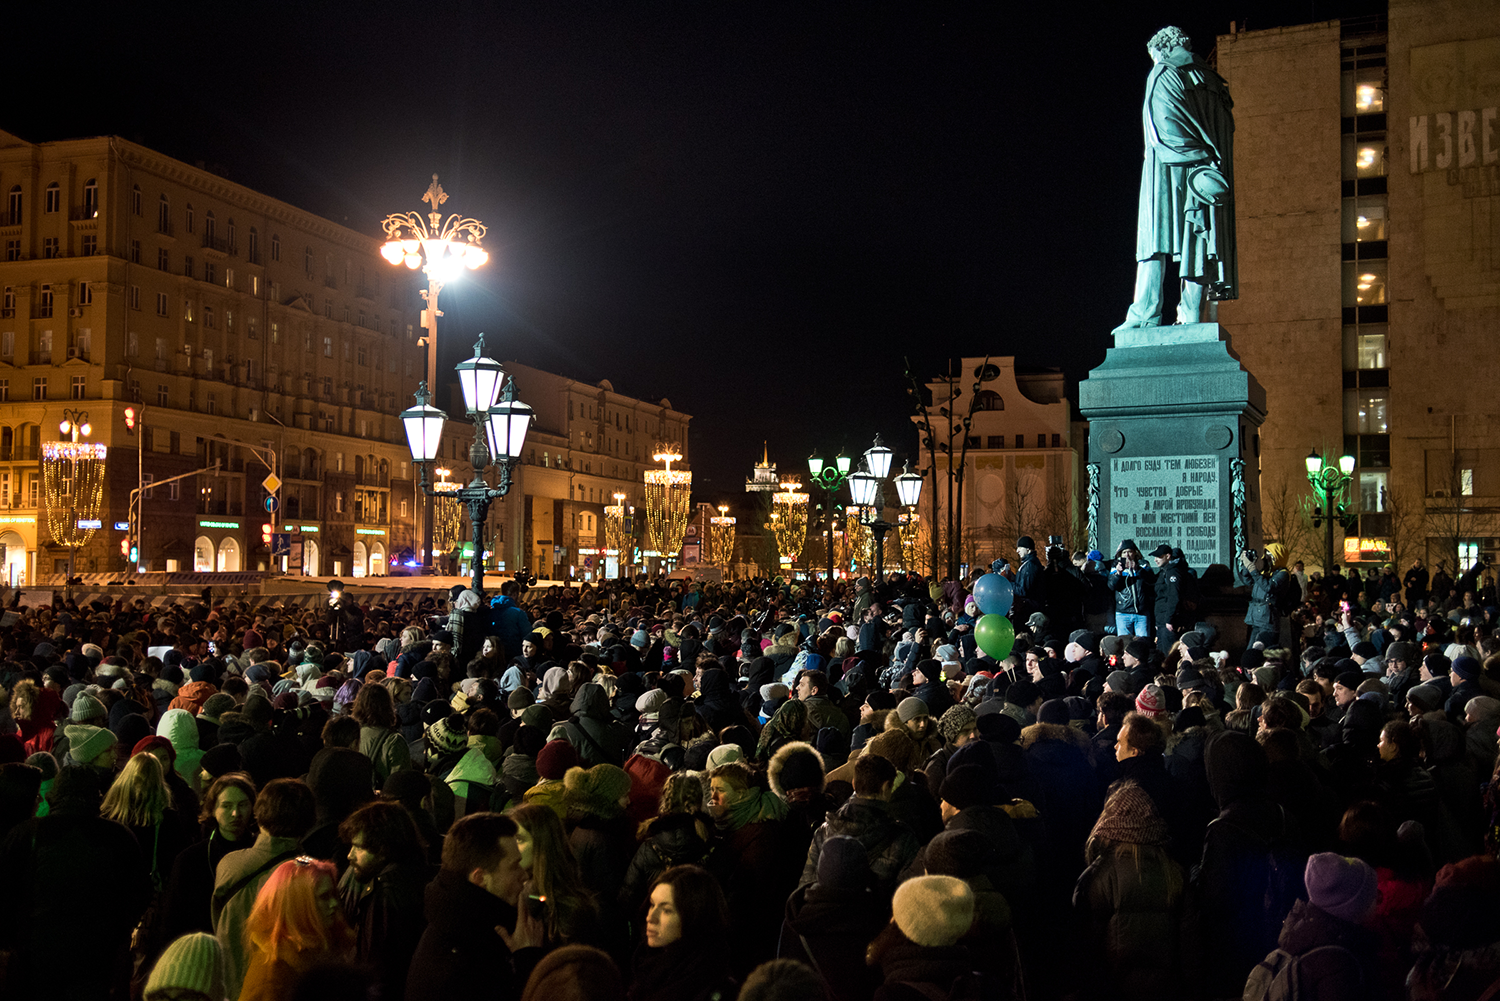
top-left (1107, 539), bottom-right (1154, 640)
top-left (1236, 548), bottom-right (1288, 649)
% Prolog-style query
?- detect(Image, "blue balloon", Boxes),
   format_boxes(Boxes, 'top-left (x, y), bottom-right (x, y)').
top-left (972, 572), bottom-right (1014, 617)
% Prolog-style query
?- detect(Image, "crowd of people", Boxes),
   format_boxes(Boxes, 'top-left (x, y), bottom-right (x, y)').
top-left (2, 543), bottom-right (1500, 1001)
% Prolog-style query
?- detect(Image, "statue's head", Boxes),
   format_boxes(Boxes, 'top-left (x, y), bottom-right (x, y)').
top-left (1147, 26), bottom-right (1192, 60)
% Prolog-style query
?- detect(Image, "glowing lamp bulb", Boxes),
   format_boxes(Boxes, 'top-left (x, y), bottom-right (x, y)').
top-left (380, 242), bottom-right (404, 265)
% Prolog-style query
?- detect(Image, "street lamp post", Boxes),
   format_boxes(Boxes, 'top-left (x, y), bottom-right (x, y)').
top-left (808, 450), bottom-right (852, 582)
top-left (1305, 449), bottom-right (1357, 576)
top-left (401, 334), bottom-right (532, 600)
top-left (847, 437), bottom-right (924, 583)
top-left (381, 174), bottom-right (489, 571)
top-left (44, 410), bottom-right (105, 583)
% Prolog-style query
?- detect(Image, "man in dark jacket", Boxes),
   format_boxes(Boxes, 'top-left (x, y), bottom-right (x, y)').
top-left (340, 801), bottom-right (432, 1000)
top-left (796, 670), bottom-right (852, 743)
top-left (405, 812), bottom-right (542, 1001)
top-left (1150, 544), bottom-right (1191, 653)
top-left (1013, 536), bottom-right (1044, 614)
top-left (801, 754), bottom-right (919, 895)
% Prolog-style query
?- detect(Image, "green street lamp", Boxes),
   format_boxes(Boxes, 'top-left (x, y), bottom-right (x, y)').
top-left (808, 450), bottom-right (853, 582)
top-left (1305, 449), bottom-right (1356, 577)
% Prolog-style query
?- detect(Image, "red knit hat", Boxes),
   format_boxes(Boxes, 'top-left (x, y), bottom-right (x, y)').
top-left (536, 739), bottom-right (580, 781)
top-left (1134, 684), bottom-right (1167, 719)
top-left (132, 734), bottom-right (177, 763)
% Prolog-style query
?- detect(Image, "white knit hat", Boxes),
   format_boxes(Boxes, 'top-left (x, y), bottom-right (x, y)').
top-left (891, 875), bottom-right (975, 947)
top-left (144, 931), bottom-right (226, 1001)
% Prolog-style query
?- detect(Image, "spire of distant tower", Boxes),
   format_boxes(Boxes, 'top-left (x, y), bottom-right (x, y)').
top-left (761, 440), bottom-right (769, 465)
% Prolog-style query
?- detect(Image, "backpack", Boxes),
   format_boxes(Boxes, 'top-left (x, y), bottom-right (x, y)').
top-left (1243, 943), bottom-right (1361, 1001)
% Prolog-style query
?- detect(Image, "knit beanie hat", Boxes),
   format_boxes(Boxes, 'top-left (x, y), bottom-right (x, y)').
top-left (1407, 684), bottom-right (1444, 712)
top-left (65, 724), bottom-right (117, 764)
top-left (937, 705), bottom-right (978, 744)
top-left (1106, 670), bottom-right (1132, 694)
top-left (939, 764), bottom-right (992, 811)
top-left (514, 724), bottom-right (547, 758)
top-left (70, 692), bottom-right (106, 724)
top-left (1452, 656), bottom-right (1480, 682)
top-left (536, 739), bottom-right (580, 781)
top-left (896, 697), bottom-right (930, 723)
top-left (507, 688), bottom-right (536, 710)
top-left (759, 683), bottom-right (789, 702)
top-left (1125, 639), bottom-right (1154, 664)
top-left (891, 875), bottom-right (976, 947)
top-left (1037, 699), bottom-right (1071, 726)
top-left (144, 931), bottom-right (226, 1001)
top-left (1304, 853), bottom-right (1378, 924)
top-left (706, 744), bottom-right (743, 770)
top-left (200, 693), bottom-right (236, 722)
top-left (1068, 629), bottom-right (1098, 654)
top-left (817, 834), bottom-right (874, 891)
top-left (924, 829), bottom-right (994, 880)
top-left (243, 689), bottom-right (274, 728)
top-left (426, 715), bottom-right (468, 756)
top-left (1134, 684), bottom-right (1166, 719)
top-left (976, 712), bottom-right (1021, 744)
top-left (1100, 635), bottom-right (1125, 658)
top-left (563, 763), bottom-right (632, 814)
top-left (132, 735), bottom-right (176, 763)
top-left (26, 750), bottom-right (60, 781)
top-left (200, 742), bottom-right (242, 779)
top-left (864, 728), bottom-right (922, 774)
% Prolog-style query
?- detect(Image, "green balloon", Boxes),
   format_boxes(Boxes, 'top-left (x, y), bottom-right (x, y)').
top-left (975, 614), bottom-right (1015, 661)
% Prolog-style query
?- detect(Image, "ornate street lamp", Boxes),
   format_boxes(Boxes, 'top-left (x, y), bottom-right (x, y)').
top-left (401, 334), bottom-right (531, 599)
top-left (847, 436), bottom-right (924, 583)
top-left (382, 174), bottom-right (488, 569)
top-left (1305, 449), bottom-right (1356, 575)
top-left (808, 450), bottom-right (853, 581)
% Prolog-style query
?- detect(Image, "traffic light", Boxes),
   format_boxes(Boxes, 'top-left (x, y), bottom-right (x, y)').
top-left (124, 407), bottom-right (137, 434)
top-left (261, 523), bottom-right (273, 546)
top-left (120, 538), bottom-right (130, 556)
top-left (129, 545), bottom-right (139, 563)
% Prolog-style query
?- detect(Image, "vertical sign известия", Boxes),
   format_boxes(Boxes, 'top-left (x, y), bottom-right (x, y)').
top-left (1110, 455), bottom-right (1220, 564)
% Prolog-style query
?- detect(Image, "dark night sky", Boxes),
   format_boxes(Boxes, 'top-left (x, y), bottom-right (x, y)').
top-left (14, 1), bottom-right (1384, 507)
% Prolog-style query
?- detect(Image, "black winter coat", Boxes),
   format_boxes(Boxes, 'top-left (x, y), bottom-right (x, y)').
top-left (404, 869), bottom-right (541, 1001)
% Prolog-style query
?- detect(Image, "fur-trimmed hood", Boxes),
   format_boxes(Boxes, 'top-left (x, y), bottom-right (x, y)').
top-left (1019, 720), bottom-right (1092, 757)
top-left (768, 739), bottom-right (827, 799)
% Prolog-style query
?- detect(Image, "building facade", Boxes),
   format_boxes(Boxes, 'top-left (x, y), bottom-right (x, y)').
top-left (1216, 0), bottom-right (1500, 573)
top-left (426, 361), bottom-right (691, 581)
top-left (912, 357), bottom-right (1085, 574)
top-left (0, 129), bottom-right (426, 583)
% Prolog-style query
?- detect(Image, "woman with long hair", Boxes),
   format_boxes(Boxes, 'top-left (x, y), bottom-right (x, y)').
top-left (627, 865), bottom-right (735, 1001)
top-left (239, 856), bottom-right (355, 1001)
top-left (102, 752), bottom-right (193, 886)
top-left (619, 773), bottom-right (713, 916)
top-left (352, 682), bottom-right (411, 783)
top-left (508, 802), bottom-right (600, 947)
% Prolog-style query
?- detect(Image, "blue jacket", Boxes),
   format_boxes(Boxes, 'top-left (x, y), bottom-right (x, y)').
top-left (489, 595), bottom-right (531, 664)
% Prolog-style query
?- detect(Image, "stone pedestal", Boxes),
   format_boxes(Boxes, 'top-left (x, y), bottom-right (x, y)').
top-left (1079, 323), bottom-right (1266, 570)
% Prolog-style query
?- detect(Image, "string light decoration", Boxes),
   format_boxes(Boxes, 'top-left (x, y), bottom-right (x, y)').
top-left (842, 507), bottom-right (873, 576)
top-left (709, 504), bottom-right (736, 572)
top-left (771, 477), bottom-right (809, 562)
top-left (604, 492), bottom-right (631, 565)
top-left (431, 468), bottom-right (463, 552)
top-left (898, 511), bottom-right (930, 574)
top-left (42, 440), bottom-right (108, 554)
top-left (644, 443), bottom-right (691, 565)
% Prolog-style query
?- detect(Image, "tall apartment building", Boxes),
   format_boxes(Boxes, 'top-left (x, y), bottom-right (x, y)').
top-left (426, 361), bottom-right (691, 580)
top-left (0, 129), bottom-right (426, 583)
top-left (1216, 0), bottom-right (1500, 573)
top-left (913, 357), bottom-right (1085, 572)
